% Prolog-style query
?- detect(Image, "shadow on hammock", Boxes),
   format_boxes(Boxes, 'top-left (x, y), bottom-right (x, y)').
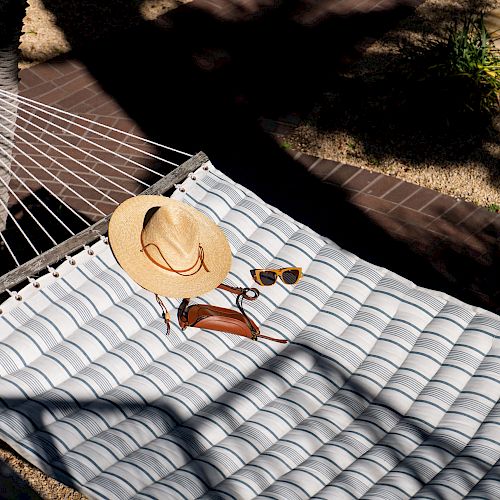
top-left (0, 350), bottom-right (452, 497)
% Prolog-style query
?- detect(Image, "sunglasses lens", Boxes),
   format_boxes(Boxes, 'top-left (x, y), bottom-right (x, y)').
top-left (259, 271), bottom-right (277, 286)
top-left (282, 269), bottom-right (300, 284)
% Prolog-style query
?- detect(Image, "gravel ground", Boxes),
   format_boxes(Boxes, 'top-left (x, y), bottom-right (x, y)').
top-left (286, 0), bottom-right (500, 209)
top-left (2, 0), bottom-right (499, 498)
top-left (0, 445), bottom-right (85, 499)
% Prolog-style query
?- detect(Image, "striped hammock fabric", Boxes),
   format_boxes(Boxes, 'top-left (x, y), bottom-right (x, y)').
top-left (0, 161), bottom-right (500, 499)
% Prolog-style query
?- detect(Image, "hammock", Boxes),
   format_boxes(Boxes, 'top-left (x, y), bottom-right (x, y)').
top-left (1, 161), bottom-right (499, 499)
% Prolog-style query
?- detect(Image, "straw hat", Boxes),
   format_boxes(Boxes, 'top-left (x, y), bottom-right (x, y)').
top-left (108, 195), bottom-right (232, 298)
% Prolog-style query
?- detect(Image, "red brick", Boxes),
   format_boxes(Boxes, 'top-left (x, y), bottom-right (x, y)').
top-left (56, 88), bottom-right (95, 111)
top-left (78, 93), bottom-right (111, 114)
top-left (33, 87), bottom-right (73, 107)
top-left (59, 184), bottom-right (107, 203)
top-left (310, 159), bottom-right (342, 180)
top-left (92, 100), bottom-right (122, 117)
top-left (463, 233), bottom-right (497, 255)
top-left (383, 181), bottom-right (419, 204)
top-left (389, 205), bottom-right (435, 227)
top-left (459, 208), bottom-right (497, 235)
top-left (18, 70), bottom-right (44, 88)
top-left (365, 210), bottom-right (407, 236)
top-left (296, 153), bottom-right (321, 170)
top-left (56, 72), bottom-right (96, 94)
top-left (21, 81), bottom-right (57, 100)
top-left (481, 218), bottom-right (500, 240)
top-left (420, 195), bottom-right (459, 217)
top-left (441, 202), bottom-right (480, 225)
top-left (26, 61), bottom-right (65, 81)
top-left (427, 218), bottom-right (472, 242)
top-left (327, 164), bottom-right (360, 188)
top-left (364, 174), bottom-right (399, 197)
top-left (343, 169), bottom-right (380, 192)
top-left (402, 188), bottom-right (440, 211)
top-left (350, 192), bottom-right (397, 214)
top-left (96, 175), bottom-right (141, 193)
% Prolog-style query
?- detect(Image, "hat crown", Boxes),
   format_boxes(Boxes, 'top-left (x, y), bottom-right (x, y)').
top-left (142, 204), bottom-right (200, 269)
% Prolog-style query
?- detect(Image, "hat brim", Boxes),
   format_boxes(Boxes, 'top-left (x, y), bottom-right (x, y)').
top-left (108, 195), bottom-right (232, 298)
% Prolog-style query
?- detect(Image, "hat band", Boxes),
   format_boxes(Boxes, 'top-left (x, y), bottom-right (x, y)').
top-left (140, 230), bottom-right (210, 276)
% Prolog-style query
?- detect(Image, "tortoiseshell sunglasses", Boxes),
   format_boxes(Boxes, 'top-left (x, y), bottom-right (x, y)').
top-left (250, 267), bottom-right (303, 286)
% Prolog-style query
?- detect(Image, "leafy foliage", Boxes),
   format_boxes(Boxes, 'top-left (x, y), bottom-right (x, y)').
top-left (414, 13), bottom-right (499, 118)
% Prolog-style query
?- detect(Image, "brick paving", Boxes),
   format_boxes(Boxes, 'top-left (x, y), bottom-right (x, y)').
top-left (292, 151), bottom-right (500, 311)
top-left (294, 151), bottom-right (499, 255)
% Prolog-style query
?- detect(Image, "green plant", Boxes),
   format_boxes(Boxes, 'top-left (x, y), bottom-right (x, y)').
top-left (427, 13), bottom-right (500, 116)
top-left (487, 203), bottom-right (500, 213)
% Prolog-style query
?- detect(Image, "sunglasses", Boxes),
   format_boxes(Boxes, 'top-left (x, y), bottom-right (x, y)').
top-left (251, 267), bottom-right (303, 286)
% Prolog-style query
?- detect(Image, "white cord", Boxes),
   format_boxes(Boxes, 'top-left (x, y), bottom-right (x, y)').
top-left (0, 118), bottom-right (118, 208)
top-left (0, 109), bottom-right (133, 200)
top-left (0, 157), bottom-right (75, 235)
top-left (0, 88), bottom-right (193, 158)
top-left (0, 131), bottom-right (97, 222)
top-left (9, 103), bottom-right (152, 187)
top-left (8, 99), bottom-right (166, 177)
top-left (0, 121), bottom-right (106, 219)
top-left (0, 173), bottom-right (57, 245)
top-left (0, 196), bottom-right (40, 255)
top-left (0, 230), bottom-right (19, 266)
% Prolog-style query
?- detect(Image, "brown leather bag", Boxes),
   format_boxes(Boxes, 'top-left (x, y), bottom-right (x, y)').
top-left (177, 283), bottom-right (288, 343)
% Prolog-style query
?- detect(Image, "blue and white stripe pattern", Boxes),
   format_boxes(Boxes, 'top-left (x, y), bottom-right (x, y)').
top-left (0, 162), bottom-right (499, 499)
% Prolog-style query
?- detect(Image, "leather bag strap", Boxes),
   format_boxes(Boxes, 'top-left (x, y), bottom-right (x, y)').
top-left (217, 283), bottom-right (259, 300)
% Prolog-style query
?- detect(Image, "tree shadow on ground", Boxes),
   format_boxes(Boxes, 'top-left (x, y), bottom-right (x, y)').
top-left (293, 0), bottom-right (500, 187)
top-left (17, 0), bottom-right (500, 313)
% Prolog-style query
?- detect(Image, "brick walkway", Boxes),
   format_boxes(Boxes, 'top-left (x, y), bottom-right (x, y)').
top-left (11, 60), bottom-right (158, 221)
top-left (1, 0), bottom-right (498, 315)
